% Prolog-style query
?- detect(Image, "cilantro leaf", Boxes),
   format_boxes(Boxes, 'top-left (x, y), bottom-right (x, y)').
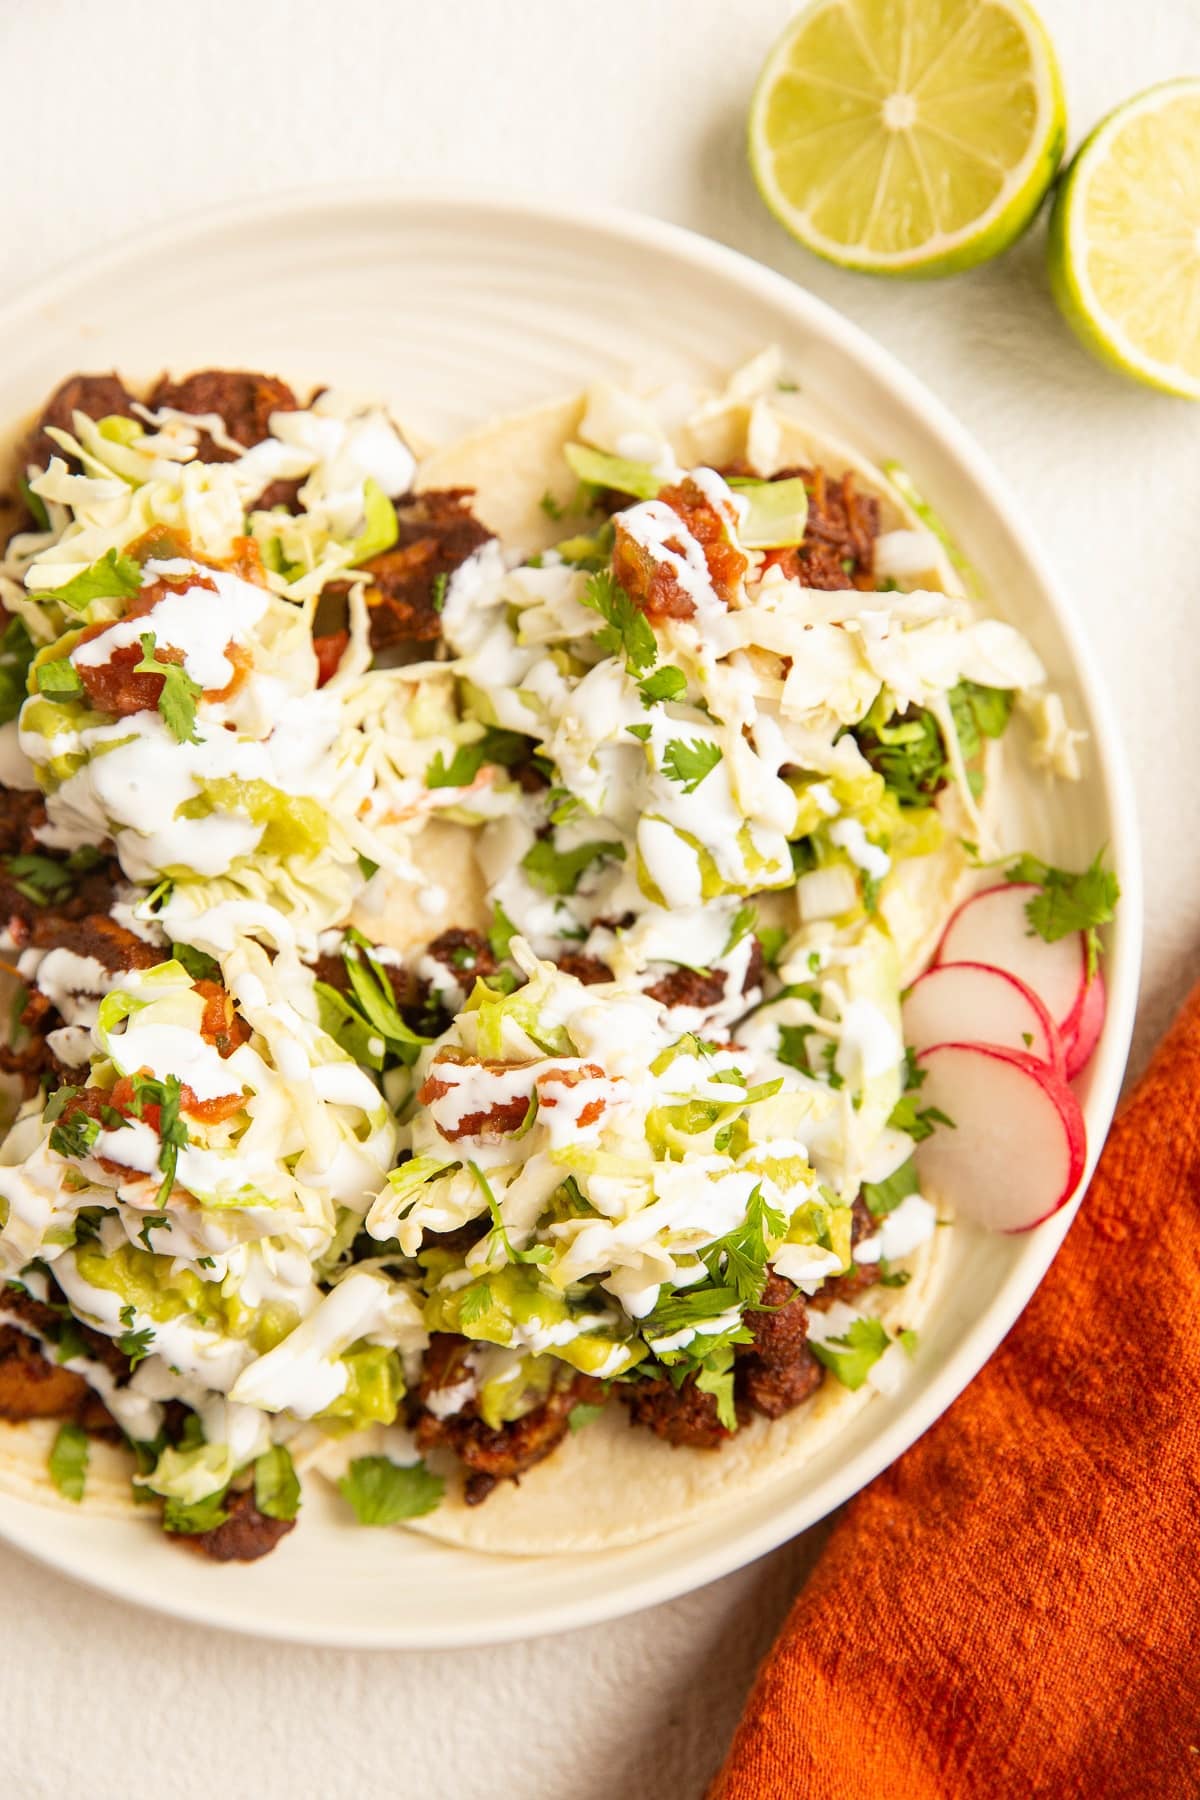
top-left (169, 941), bottom-right (220, 982)
top-left (661, 737), bottom-right (722, 794)
top-left (776, 1023), bottom-right (816, 1072)
top-left (886, 1092), bottom-right (954, 1145)
top-left (694, 1344), bottom-right (739, 1432)
top-left (254, 1444), bottom-right (301, 1522)
top-left (579, 569), bottom-right (657, 674)
top-left (134, 633), bottom-right (202, 744)
top-left (30, 548), bottom-right (142, 613)
top-left (425, 727), bottom-right (529, 790)
top-left (702, 1185), bottom-right (786, 1307)
top-left (48, 1423), bottom-right (89, 1502)
top-left (34, 657), bottom-right (84, 698)
top-left (521, 835), bottom-right (625, 897)
top-left (861, 1156), bottom-right (919, 1218)
top-left (637, 664), bottom-right (687, 705)
top-left (458, 1282), bottom-right (494, 1328)
top-left (137, 1212), bottom-right (170, 1250)
top-left (48, 1109), bottom-right (100, 1162)
top-left (0, 614), bottom-right (36, 726)
top-left (116, 1325), bottom-right (155, 1369)
top-left (643, 1283), bottom-right (744, 1342)
top-left (2, 852), bottom-right (75, 907)
top-left (1005, 849), bottom-right (1120, 976)
top-left (756, 926), bottom-right (789, 971)
top-left (127, 1072), bottom-right (188, 1208)
top-left (337, 1455), bottom-right (444, 1525)
top-left (162, 1489), bottom-right (230, 1535)
top-left (809, 1316), bottom-right (890, 1390)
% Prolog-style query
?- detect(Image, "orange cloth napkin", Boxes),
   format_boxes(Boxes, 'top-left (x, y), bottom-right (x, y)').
top-left (710, 988), bottom-right (1200, 1800)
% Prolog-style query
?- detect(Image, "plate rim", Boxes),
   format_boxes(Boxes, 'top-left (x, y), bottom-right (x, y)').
top-left (0, 183), bottom-right (1143, 1648)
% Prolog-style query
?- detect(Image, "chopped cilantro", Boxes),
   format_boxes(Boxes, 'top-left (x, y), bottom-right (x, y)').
top-left (34, 656), bottom-right (83, 698)
top-left (861, 1156), bottom-right (919, 1218)
top-left (162, 1490), bottom-right (230, 1535)
top-left (756, 925), bottom-right (789, 971)
top-left (137, 1212), bottom-right (170, 1250)
top-left (127, 1072), bottom-right (188, 1208)
top-left (134, 632), bottom-right (202, 745)
top-left (809, 1316), bottom-right (890, 1390)
top-left (30, 548), bottom-right (141, 612)
top-left (337, 1455), bottom-right (444, 1525)
top-left (2, 852), bottom-right (75, 907)
top-left (777, 1023), bottom-right (816, 1072)
top-left (539, 490), bottom-right (565, 521)
top-left (521, 835), bottom-right (625, 897)
top-left (0, 614), bottom-right (36, 726)
top-left (48, 1109), bottom-right (100, 1162)
top-left (116, 1324), bottom-right (155, 1369)
top-left (425, 726), bottom-right (528, 789)
top-left (661, 737), bottom-right (722, 794)
top-left (702, 1185), bottom-right (786, 1307)
top-left (169, 941), bottom-right (220, 982)
top-left (458, 1282), bottom-right (494, 1327)
top-left (625, 722), bottom-right (653, 743)
top-left (694, 1345), bottom-right (739, 1432)
top-left (637, 664), bottom-right (687, 705)
top-left (579, 569), bottom-right (657, 674)
top-left (48, 1423), bottom-right (89, 1502)
top-left (1005, 849), bottom-right (1119, 977)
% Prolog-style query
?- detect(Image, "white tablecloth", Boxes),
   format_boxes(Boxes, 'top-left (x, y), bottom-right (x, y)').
top-left (2, 2), bottom-right (1196, 1794)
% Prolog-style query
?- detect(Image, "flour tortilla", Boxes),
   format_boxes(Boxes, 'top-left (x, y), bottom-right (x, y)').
top-left (396, 388), bottom-right (966, 1555)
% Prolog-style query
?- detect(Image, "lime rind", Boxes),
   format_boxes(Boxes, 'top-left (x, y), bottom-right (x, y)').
top-left (1047, 79), bottom-right (1200, 400)
top-left (748, 0), bottom-right (1067, 279)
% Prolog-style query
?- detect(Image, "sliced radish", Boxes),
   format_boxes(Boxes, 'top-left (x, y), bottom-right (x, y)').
top-left (914, 1042), bottom-right (1086, 1233)
top-left (903, 962), bottom-right (1063, 1071)
top-left (1062, 964), bottom-right (1105, 1081)
top-left (934, 883), bottom-right (1104, 1077)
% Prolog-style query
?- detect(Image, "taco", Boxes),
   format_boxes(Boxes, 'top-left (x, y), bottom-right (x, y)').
top-left (0, 353), bottom-right (1090, 1562)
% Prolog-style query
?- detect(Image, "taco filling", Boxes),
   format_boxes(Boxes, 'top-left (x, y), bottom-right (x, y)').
top-left (0, 355), bottom-right (1114, 1559)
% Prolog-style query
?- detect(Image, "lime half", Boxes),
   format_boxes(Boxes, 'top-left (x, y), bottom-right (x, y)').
top-left (1048, 81), bottom-right (1200, 399)
top-left (748, 0), bottom-right (1066, 277)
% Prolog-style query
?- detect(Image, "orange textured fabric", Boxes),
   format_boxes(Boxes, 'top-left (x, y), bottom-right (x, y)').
top-left (710, 989), bottom-right (1200, 1800)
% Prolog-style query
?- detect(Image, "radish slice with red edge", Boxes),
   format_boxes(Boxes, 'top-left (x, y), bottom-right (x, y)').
top-left (914, 1042), bottom-right (1086, 1232)
top-left (903, 961), bottom-right (1064, 1071)
top-left (934, 882), bottom-right (1105, 1078)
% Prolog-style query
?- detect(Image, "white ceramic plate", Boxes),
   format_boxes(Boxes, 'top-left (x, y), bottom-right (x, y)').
top-left (0, 190), bottom-right (1141, 1647)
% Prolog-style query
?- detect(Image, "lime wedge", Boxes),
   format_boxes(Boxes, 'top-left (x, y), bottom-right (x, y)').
top-left (748, 0), bottom-right (1066, 277)
top-left (1048, 81), bottom-right (1200, 398)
